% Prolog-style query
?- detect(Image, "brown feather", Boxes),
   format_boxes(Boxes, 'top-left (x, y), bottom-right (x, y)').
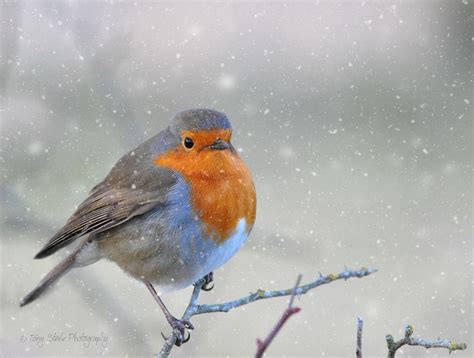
top-left (35, 141), bottom-right (177, 259)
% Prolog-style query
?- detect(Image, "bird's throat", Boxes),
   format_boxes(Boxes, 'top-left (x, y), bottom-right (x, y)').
top-left (155, 148), bottom-right (257, 243)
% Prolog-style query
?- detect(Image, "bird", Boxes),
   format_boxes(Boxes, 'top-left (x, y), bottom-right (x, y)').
top-left (20, 109), bottom-right (257, 345)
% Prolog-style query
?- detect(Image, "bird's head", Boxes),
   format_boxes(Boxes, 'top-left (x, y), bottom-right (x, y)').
top-left (169, 108), bottom-right (233, 153)
top-left (155, 109), bottom-right (239, 179)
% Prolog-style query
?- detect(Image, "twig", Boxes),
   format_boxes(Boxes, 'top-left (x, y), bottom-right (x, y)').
top-left (194, 267), bottom-right (376, 316)
top-left (356, 317), bottom-right (363, 358)
top-left (255, 274), bottom-right (302, 358)
top-left (158, 267), bottom-right (377, 357)
top-left (385, 325), bottom-right (467, 358)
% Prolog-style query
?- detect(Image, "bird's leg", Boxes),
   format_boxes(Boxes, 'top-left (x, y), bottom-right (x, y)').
top-left (195, 271), bottom-right (214, 292)
top-left (144, 281), bottom-right (194, 346)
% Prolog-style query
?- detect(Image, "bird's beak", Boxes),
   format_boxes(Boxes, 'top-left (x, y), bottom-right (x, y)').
top-left (209, 139), bottom-right (230, 150)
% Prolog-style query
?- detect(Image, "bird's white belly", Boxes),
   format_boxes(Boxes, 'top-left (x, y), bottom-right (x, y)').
top-left (159, 218), bottom-right (250, 291)
top-left (198, 218), bottom-right (249, 277)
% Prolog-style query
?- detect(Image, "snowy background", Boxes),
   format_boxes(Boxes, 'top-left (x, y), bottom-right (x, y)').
top-left (1, 1), bottom-right (472, 357)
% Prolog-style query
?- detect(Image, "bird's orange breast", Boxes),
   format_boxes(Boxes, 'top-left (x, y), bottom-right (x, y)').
top-left (154, 130), bottom-right (256, 244)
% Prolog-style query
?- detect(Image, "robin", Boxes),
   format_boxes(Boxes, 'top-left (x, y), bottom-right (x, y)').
top-left (20, 109), bottom-right (257, 345)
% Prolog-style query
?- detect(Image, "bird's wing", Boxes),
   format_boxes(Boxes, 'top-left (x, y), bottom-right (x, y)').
top-left (34, 146), bottom-right (177, 259)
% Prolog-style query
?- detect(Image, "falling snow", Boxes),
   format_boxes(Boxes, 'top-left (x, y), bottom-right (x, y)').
top-left (1, 1), bottom-right (471, 357)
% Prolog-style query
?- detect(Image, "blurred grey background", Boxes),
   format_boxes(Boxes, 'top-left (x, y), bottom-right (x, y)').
top-left (1, 1), bottom-right (472, 357)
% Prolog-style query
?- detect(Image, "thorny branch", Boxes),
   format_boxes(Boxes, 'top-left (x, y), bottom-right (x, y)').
top-left (385, 325), bottom-right (467, 358)
top-left (158, 267), bottom-right (377, 357)
top-left (255, 274), bottom-right (302, 358)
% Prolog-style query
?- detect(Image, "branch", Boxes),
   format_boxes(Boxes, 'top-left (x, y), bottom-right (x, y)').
top-left (255, 274), bottom-right (302, 358)
top-left (356, 317), bottom-right (363, 358)
top-left (158, 267), bottom-right (377, 357)
top-left (195, 267), bottom-right (376, 315)
top-left (385, 325), bottom-right (467, 358)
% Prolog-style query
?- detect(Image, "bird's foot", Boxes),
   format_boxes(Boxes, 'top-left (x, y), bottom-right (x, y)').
top-left (161, 316), bottom-right (194, 346)
top-left (193, 271), bottom-right (214, 291)
top-left (201, 271), bottom-right (214, 291)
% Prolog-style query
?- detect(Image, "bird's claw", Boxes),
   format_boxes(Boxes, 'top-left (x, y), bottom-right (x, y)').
top-left (176, 331), bottom-right (191, 346)
top-left (162, 317), bottom-right (194, 346)
top-left (202, 282), bottom-right (214, 291)
top-left (201, 272), bottom-right (214, 292)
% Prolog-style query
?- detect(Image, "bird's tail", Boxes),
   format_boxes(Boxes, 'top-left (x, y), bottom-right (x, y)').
top-left (20, 239), bottom-right (100, 307)
top-left (20, 252), bottom-right (76, 306)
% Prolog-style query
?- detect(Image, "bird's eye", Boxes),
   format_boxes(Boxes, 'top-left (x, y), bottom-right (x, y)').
top-left (183, 137), bottom-right (194, 149)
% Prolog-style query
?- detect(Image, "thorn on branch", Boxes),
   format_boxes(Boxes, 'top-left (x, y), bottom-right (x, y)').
top-left (404, 324), bottom-right (414, 339)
